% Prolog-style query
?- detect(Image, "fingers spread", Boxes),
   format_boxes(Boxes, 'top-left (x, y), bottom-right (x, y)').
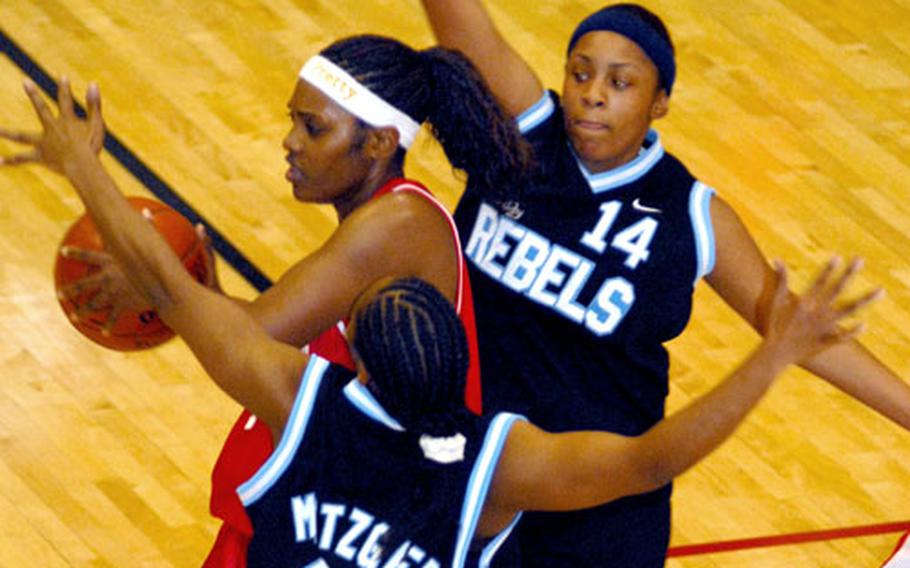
top-left (0, 150), bottom-right (41, 166)
top-left (58, 76), bottom-right (75, 118)
top-left (806, 255), bottom-right (841, 300)
top-left (838, 287), bottom-right (885, 319)
top-left (61, 245), bottom-right (109, 265)
top-left (74, 295), bottom-right (105, 319)
top-left (58, 273), bottom-right (104, 300)
top-left (85, 288), bottom-right (113, 311)
top-left (23, 79), bottom-right (55, 128)
top-left (0, 128), bottom-right (40, 145)
top-left (823, 256), bottom-right (863, 304)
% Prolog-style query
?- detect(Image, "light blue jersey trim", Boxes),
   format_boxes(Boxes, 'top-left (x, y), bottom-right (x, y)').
top-left (575, 129), bottom-right (665, 194)
top-left (237, 356), bottom-right (330, 506)
top-left (452, 412), bottom-right (526, 567)
top-left (515, 92), bottom-right (554, 134)
top-left (689, 181), bottom-right (716, 284)
top-left (343, 380), bottom-right (405, 432)
top-left (479, 512), bottom-right (523, 568)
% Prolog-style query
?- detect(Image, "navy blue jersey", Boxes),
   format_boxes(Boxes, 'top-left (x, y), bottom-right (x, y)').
top-left (238, 356), bottom-right (524, 567)
top-left (454, 91), bottom-right (715, 566)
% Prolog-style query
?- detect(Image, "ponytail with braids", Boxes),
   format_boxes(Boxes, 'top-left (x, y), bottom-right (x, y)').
top-left (419, 47), bottom-right (533, 201)
top-left (320, 35), bottom-right (533, 203)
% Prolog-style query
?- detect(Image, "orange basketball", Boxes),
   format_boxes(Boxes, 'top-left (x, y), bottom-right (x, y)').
top-left (54, 196), bottom-right (211, 351)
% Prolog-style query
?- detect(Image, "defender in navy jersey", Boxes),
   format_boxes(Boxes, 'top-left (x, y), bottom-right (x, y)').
top-left (459, 97), bottom-right (714, 434)
top-left (422, 2), bottom-right (910, 565)
top-left (456, 88), bottom-right (712, 568)
top-left (239, 356), bottom-right (523, 568)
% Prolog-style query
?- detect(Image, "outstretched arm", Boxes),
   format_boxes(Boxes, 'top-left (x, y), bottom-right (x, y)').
top-left (480, 257), bottom-right (881, 535)
top-left (707, 196), bottom-right (910, 429)
top-left (1, 78), bottom-right (306, 437)
top-left (245, 189), bottom-right (461, 347)
top-left (420, 0), bottom-right (544, 116)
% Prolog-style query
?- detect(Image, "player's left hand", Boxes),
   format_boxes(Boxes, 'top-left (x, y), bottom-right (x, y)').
top-left (194, 224), bottom-right (223, 293)
top-left (0, 76), bottom-right (105, 174)
top-left (58, 246), bottom-right (150, 333)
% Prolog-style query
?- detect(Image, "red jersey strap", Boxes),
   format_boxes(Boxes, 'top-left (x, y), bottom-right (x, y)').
top-left (374, 178), bottom-right (466, 314)
top-left (305, 320), bottom-right (355, 370)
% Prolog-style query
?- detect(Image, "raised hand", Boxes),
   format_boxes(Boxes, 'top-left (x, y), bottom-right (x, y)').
top-left (762, 257), bottom-right (884, 365)
top-left (0, 77), bottom-right (105, 174)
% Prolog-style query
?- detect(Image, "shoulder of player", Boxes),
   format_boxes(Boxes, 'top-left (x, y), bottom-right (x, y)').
top-left (341, 188), bottom-right (450, 238)
top-left (325, 186), bottom-right (453, 264)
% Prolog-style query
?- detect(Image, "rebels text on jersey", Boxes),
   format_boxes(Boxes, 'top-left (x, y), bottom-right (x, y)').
top-left (456, 90), bottom-right (716, 436)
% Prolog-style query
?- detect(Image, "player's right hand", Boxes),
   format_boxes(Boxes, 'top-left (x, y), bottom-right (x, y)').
top-left (0, 77), bottom-right (104, 175)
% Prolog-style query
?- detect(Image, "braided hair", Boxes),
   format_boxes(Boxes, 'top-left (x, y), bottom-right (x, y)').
top-left (352, 277), bottom-right (468, 436)
top-left (351, 278), bottom-right (472, 557)
top-left (320, 34), bottom-right (533, 203)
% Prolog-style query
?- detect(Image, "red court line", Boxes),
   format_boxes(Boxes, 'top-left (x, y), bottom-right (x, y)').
top-left (667, 521), bottom-right (910, 557)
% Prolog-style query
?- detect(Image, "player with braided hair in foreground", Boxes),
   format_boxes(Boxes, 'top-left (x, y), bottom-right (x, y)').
top-left (1, 76), bottom-right (884, 567)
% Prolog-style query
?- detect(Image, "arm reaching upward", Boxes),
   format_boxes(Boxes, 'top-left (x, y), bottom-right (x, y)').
top-left (2, 78), bottom-right (306, 437)
top-left (480, 257), bottom-right (882, 536)
top-left (420, 0), bottom-right (544, 116)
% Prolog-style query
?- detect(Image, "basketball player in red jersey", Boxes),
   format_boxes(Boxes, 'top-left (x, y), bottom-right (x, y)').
top-left (20, 35), bottom-right (532, 567)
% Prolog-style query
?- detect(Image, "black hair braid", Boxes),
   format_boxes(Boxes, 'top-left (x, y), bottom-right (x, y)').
top-left (320, 35), bottom-right (533, 203)
top-left (352, 278), bottom-right (471, 559)
top-left (419, 47), bottom-right (533, 203)
top-left (353, 277), bottom-right (468, 432)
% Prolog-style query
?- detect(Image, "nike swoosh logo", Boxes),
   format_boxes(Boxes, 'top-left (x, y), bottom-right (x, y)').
top-left (632, 198), bottom-right (662, 214)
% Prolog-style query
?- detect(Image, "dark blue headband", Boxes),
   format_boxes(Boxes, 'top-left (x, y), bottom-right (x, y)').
top-left (567, 5), bottom-right (676, 95)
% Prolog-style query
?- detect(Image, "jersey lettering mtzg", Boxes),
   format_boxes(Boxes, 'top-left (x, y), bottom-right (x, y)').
top-left (239, 356), bottom-right (524, 567)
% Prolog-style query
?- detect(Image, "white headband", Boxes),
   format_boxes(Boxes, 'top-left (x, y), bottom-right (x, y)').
top-left (299, 55), bottom-right (421, 149)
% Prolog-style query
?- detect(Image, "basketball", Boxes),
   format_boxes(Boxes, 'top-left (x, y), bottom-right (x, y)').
top-left (54, 196), bottom-right (211, 351)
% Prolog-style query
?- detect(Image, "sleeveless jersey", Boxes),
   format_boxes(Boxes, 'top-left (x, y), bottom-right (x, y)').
top-left (454, 92), bottom-right (715, 567)
top-left (204, 177), bottom-right (482, 567)
top-left (238, 356), bottom-right (523, 568)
